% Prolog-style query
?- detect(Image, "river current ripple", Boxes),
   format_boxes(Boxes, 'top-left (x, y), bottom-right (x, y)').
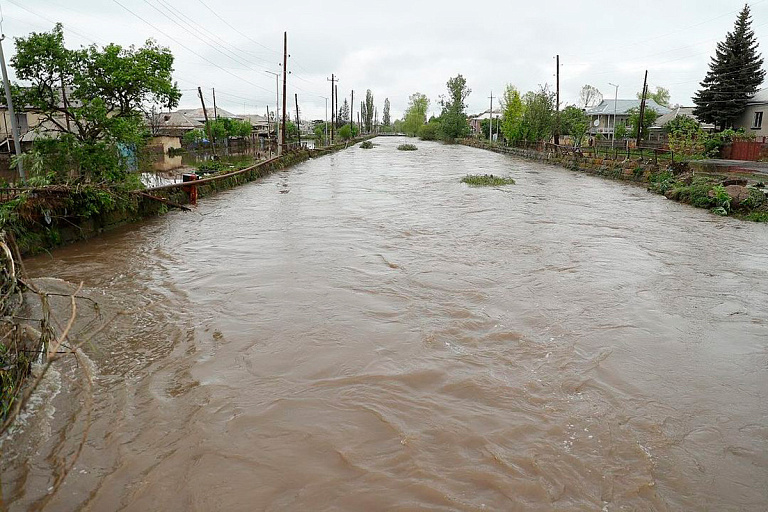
top-left (3, 136), bottom-right (768, 511)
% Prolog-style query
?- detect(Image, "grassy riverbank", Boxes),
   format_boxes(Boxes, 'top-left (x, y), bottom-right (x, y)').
top-left (460, 138), bottom-right (768, 222)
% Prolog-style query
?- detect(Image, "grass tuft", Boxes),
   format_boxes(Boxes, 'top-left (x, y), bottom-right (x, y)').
top-left (461, 174), bottom-right (516, 186)
top-left (397, 144), bottom-right (418, 151)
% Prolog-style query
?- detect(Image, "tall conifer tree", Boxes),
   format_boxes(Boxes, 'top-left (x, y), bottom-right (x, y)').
top-left (693, 4), bottom-right (765, 130)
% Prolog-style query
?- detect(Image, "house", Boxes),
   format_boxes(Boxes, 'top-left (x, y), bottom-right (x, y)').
top-left (647, 106), bottom-right (715, 139)
top-left (735, 88), bottom-right (768, 138)
top-left (152, 110), bottom-right (204, 138)
top-left (240, 114), bottom-right (271, 135)
top-left (586, 99), bottom-right (671, 138)
top-left (468, 109), bottom-right (502, 137)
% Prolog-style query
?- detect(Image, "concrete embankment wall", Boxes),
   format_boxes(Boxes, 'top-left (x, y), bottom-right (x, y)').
top-left (459, 139), bottom-right (661, 184)
top-left (17, 137), bottom-right (373, 255)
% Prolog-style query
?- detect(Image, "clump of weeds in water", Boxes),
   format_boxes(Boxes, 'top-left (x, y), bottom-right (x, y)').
top-left (461, 174), bottom-right (516, 186)
top-left (360, 141), bottom-right (374, 149)
top-left (397, 144), bottom-right (417, 151)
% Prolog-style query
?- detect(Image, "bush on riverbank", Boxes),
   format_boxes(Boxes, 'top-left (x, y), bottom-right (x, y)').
top-left (397, 144), bottom-right (418, 151)
top-left (647, 172), bottom-right (768, 220)
top-left (461, 174), bottom-right (516, 186)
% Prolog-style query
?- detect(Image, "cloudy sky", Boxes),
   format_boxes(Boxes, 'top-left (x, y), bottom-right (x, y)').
top-left (2, 0), bottom-right (767, 121)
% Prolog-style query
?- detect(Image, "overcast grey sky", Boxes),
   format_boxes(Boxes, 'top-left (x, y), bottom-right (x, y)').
top-left (2, 0), bottom-right (767, 121)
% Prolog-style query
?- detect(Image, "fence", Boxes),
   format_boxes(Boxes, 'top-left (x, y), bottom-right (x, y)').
top-left (494, 139), bottom-right (674, 165)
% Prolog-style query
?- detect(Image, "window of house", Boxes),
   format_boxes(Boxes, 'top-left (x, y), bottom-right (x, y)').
top-left (753, 111), bottom-right (763, 129)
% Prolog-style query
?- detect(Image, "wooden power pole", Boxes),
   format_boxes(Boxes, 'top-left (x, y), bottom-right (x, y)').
top-left (212, 87), bottom-right (219, 121)
top-left (554, 54), bottom-right (560, 146)
top-left (636, 70), bottom-right (648, 148)
top-left (295, 93), bottom-right (301, 147)
top-left (281, 32), bottom-right (288, 153)
top-left (327, 74), bottom-right (336, 142)
top-left (198, 86), bottom-right (216, 156)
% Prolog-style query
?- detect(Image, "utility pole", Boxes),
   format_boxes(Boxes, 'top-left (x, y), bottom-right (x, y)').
top-left (488, 91), bottom-right (494, 142)
top-left (212, 87), bottom-right (219, 121)
top-left (636, 70), bottom-right (648, 148)
top-left (350, 90), bottom-right (354, 133)
top-left (281, 32), bottom-right (288, 153)
top-left (554, 54), bottom-right (560, 146)
top-left (608, 82), bottom-right (619, 149)
top-left (295, 93), bottom-right (301, 147)
top-left (265, 70), bottom-right (280, 156)
top-left (198, 86), bottom-right (216, 156)
top-left (266, 105), bottom-right (271, 156)
top-left (327, 74), bottom-right (336, 142)
top-left (0, 36), bottom-right (25, 183)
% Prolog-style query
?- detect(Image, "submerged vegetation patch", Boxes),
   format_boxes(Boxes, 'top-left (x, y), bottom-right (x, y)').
top-left (397, 144), bottom-right (418, 151)
top-left (360, 141), bottom-right (374, 149)
top-left (461, 174), bottom-right (516, 186)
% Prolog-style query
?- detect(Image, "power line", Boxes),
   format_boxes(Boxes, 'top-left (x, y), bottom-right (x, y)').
top-left (111, 0), bottom-right (274, 95)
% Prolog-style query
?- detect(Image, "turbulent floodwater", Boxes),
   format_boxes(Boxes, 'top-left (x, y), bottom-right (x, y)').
top-left (3, 136), bottom-right (768, 511)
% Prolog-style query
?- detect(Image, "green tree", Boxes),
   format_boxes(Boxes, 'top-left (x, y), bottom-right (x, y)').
top-left (418, 120), bottom-right (441, 140)
top-left (338, 98), bottom-right (350, 126)
top-left (338, 123), bottom-right (353, 140)
top-left (438, 74), bottom-right (471, 140)
top-left (663, 115), bottom-right (700, 135)
top-left (402, 92), bottom-right (430, 136)
top-left (9, 23), bottom-right (180, 183)
top-left (693, 4), bottom-right (765, 130)
top-left (578, 85), bottom-right (603, 109)
top-left (382, 98), bottom-right (391, 126)
top-left (520, 85), bottom-right (555, 142)
top-left (627, 107), bottom-right (660, 140)
top-left (614, 123), bottom-right (628, 140)
top-left (499, 84), bottom-right (524, 142)
top-left (284, 121), bottom-right (298, 141)
top-left (364, 90), bottom-right (375, 132)
top-left (560, 106), bottom-right (590, 146)
top-left (665, 115), bottom-right (707, 158)
top-left (637, 86), bottom-right (671, 108)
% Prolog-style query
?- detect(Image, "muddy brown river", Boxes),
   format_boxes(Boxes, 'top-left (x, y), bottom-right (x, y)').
top-left (3, 136), bottom-right (768, 510)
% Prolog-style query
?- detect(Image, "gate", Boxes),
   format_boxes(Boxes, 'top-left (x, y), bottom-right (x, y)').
top-left (728, 140), bottom-right (764, 161)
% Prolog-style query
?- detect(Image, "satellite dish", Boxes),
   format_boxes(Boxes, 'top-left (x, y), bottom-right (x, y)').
top-left (593, 119), bottom-right (600, 127)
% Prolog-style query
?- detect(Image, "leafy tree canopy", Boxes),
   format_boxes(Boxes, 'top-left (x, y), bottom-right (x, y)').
top-left (500, 84), bottom-right (524, 142)
top-left (8, 24), bottom-right (180, 183)
top-left (627, 107), bottom-right (660, 140)
top-left (560, 105), bottom-right (590, 146)
top-left (438, 74), bottom-right (471, 140)
top-left (402, 92), bottom-right (430, 136)
top-left (578, 85), bottom-right (603, 109)
top-left (637, 86), bottom-right (671, 108)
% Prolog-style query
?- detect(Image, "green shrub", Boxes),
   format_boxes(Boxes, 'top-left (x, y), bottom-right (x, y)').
top-left (360, 141), bottom-right (374, 149)
top-left (397, 144), bottom-right (417, 151)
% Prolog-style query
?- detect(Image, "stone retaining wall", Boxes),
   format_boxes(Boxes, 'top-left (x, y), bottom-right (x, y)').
top-left (459, 139), bottom-right (660, 184)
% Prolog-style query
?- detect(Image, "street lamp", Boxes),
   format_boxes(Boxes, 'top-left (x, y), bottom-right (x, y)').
top-left (608, 82), bottom-right (619, 149)
top-left (264, 71), bottom-right (280, 155)
top-left (321, 96), bottom-right (329, 146)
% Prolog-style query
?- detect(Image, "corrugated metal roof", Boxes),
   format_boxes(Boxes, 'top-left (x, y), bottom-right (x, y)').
top-left (748, 88), bottom-right (768, 104)
top-left (586, 99), bottom-right (671, 116)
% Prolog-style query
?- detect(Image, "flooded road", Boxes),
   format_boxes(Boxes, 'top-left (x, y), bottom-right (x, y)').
top-left (4, 136), bottom-right (768, 510)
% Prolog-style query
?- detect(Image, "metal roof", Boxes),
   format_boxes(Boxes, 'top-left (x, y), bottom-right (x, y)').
top-left (586, 99), bottom-right (672, 116)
